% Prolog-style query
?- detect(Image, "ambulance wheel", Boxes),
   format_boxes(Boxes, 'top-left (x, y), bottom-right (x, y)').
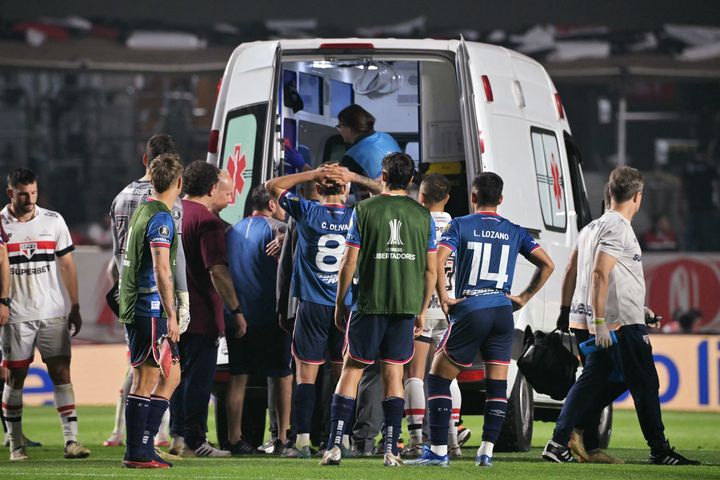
top-left (495, 372), bottom-right (533, 452)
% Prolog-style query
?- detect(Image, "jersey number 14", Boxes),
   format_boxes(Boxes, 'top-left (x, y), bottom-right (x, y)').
top-left (467, 241), bottom-right (509, 289)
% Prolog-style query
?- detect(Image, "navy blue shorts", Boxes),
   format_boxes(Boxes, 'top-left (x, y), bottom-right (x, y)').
top-left (227, 321), bottom-right (292, 378)
top-left (345, 312), bottom-right (415, 365)
top-left (125, 316), bottom-right (166, 368)
top-left (292, 300), bottom-right (344, 365)
top-left (436, 306), bottom-right (513, 367)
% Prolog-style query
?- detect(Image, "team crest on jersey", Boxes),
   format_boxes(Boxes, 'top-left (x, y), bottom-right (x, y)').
top-left (20, 242), bottom-right (37, 259)
top-left (158, 225), bottom-right (171, 238)
top-left (387, 219), bottom-right (404, 246)
top-left (171, 209), bottom-right (181, 221)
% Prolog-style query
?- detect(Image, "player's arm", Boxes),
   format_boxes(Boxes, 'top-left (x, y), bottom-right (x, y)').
top-left (557, 248), bottom-right (578, 331)
top-left (209, 264), bottom-right (247, 338)
top-left (590, 251), bottom-right (617, 348)
top-left (265, 169), bottom-right (323, 200)
top-left (417, 250), bottom-right (437, 336)
top-left (334, 245), bottom-right (359, 332)
top-left (174, 234), bottom-right (191, 332)
top-left (0, 244), bottom-right (9, 326)
top-left (57, 251), bottom-right (82, 336)
top-left (322, 165), bottom-right (382, 195)
top-left (151, 245), bottom-right (179, 342)
top-left (508, 247), bottom-right (555, 311)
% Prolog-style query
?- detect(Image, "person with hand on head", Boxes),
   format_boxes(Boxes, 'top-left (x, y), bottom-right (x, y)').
top-left (118, 154), bottom-right (185, 469)
top-left (407, 172), bottom-right (554, 468)
top-left (266, 162), bottom-right (371, 458)
top-left (1, 167), bottom-right (89, 462)
top-left (544, 166), bottom-right (699, 466)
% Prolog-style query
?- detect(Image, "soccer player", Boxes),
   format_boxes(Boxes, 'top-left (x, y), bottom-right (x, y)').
top-left (225, 186), bottom-right (289, 455)
top-left (172, 163), bottom-right (245, 457)
top-left (408, 172), bottom-right (554, 468)
top-left (543, 166), bottom-right (699, 466)
top-left (118, 154), bottom-right (184, 468)
top-left (106, 133), bottom-right (187, 449)
top-left (402, 173), bottom-right (467, 458)
top-left (320, 152), bottom-right (437, 467)
top-left (1, 168), bottom-right (91, 461)
top-left (265, 163), bottom-right (379, 458)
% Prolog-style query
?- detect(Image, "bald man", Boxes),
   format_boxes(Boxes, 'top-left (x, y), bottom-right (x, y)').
top-left (169, 161), bottom-right (246, 457)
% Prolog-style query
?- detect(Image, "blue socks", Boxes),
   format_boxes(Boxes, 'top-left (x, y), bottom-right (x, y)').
top-left (327, 394), bottom-right (356, 450)
top-left (294, 383), bottom-right (316, 435)
top-left (125, 394), bottom-right (150, 459)
top-left (483, 379), bottom-right (508, 443)
top-left (143, 395), bottom-right (170, 454)
top-left (382, 397), bottom-right (404, 456)
top-left (427, 374), bottom-right (452, 447)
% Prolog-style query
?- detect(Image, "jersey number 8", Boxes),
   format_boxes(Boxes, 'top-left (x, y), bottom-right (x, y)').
top-left (467, 241), bottom-right (509, 289)
top-left (316, 234), bottom-right (346, 273)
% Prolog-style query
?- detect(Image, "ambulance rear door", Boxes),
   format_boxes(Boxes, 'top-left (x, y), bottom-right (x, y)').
top-left (207, 41), bottom-right (282, 225)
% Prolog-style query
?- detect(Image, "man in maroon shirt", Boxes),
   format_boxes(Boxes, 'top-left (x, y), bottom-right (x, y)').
top-left (170, 161), bottom-right (246, 457)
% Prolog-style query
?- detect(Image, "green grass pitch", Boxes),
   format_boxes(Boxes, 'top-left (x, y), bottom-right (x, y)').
top-left (1, 406), bottom-right (718, 479)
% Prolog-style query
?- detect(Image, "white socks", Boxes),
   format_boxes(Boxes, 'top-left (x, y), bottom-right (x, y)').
top-left (404, 377), bottom-right (425, 445)
top-left (2, 386), bottom-right (23, 449)
top-left (449, 379), bottom-right (461, 447)
top-left (53, 384), bottom-right (78, 444)
top-left (478, 440), bottom-right (494, 457)
top-left (431, 444), bottom-right (448, 456)
top-left (296, 433), bottom-right (311, 449)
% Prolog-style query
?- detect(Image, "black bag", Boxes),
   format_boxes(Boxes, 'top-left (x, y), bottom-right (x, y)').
top-left (517, 326), bottom-right (579, 401)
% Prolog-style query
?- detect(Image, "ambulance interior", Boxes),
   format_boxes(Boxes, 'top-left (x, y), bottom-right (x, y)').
top-left (280, 57), bottom-right (470, 217)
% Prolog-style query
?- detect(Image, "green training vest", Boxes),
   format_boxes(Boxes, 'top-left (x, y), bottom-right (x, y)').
top-left (352, 195), bottom-right (432, 315)
top-left (119, 200), bottom-right (177, 323)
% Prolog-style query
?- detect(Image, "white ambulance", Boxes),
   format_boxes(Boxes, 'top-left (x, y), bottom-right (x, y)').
top-left (207, 38), bottom-right (607, 451)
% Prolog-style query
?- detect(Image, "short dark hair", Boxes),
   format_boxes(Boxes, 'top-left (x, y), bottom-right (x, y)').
top-left (183, 160), bottom-right (220, 197)
top-left (248, 185), bottom-right (272, 212)
top-left (420, 173), bottom-right (451, 204)
top-left (472, 172), bottom-right (504, 206)
top-left (317, 182), bottom-right (342, 196)
top-left (149, 153), bottom-right (184, 193)
top-left (7, 168), bottom-right (37, 188)
top-left (337, 104), bottom-right (375, 134)
top-left (608, 166), bottom-right (643, 203)
top-left (382, 153), bottom-right (415, 190)
top-left (146, 133), bottom-right (176, 162)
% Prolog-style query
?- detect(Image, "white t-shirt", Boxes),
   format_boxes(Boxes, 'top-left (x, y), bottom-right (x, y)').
top-left (1, 206), bottom-right (74, 323)
top-left (571, 210), bottom-right (645, 333)
top-left (427, 211), bottom-right (455, 320)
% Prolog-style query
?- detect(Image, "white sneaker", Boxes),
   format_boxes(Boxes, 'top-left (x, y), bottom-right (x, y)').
top-left (192, 441), bottom-right (231, 457)
top-left (257, 437), bottom-right (276, 454)
top-left (383, 451), bottom-right (404, 467)
top-left (319, 446), bottom-right (341, 466)
top-left (10, 446), bottom-right (29, 461)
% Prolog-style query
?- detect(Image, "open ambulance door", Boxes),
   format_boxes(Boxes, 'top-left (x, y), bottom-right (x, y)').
top-left (209, 41), bottom-right (282, 225)
top-left (455, 36), bottom-right (483, 197)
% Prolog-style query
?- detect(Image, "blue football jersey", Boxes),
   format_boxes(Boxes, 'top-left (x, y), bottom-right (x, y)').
top-left (279, 190), bottom-right (353, 306)
top-left (439, 211), bottom-right (540, 317)
top-left (227, 214), bottom-right (285, 323)
top-left (135, 211), bottom-right (175, 318)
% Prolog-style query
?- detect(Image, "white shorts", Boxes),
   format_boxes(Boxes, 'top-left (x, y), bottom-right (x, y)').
top-left (419, 313), bottom-right (448, 345)
top-left (1, 317), bottom-right (71, 368)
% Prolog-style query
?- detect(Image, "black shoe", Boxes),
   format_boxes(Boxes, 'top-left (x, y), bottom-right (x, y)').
top-left (228, 439), bottom-right (255, 456)
top-left (543, 440), bottom-right (576, 463)
top-left (650, 441), bottom-right (700, 465)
